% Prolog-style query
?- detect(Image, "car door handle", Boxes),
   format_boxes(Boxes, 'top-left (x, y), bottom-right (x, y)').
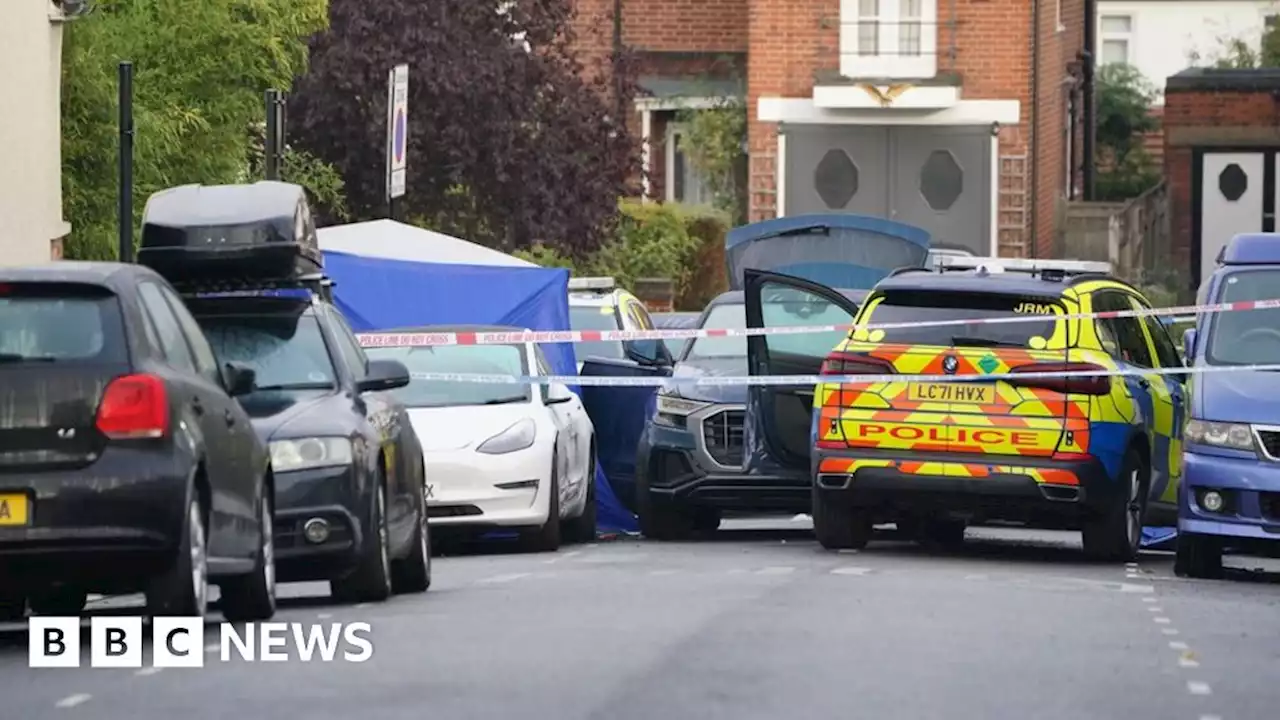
top-left (191, 397), bottom-right (204, 415)
top-left (224, 409), bottom-right (235, 427)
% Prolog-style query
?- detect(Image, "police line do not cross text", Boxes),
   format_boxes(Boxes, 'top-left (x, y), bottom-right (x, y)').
top-left (29, 617), bottom-right (374, 668)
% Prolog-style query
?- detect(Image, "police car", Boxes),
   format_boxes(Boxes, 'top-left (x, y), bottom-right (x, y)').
top-left (567, 277), bottom-right (666, 368)
top-left (139, 181), bottom-right (432, 603)
top-left (742, 257), bottom-right (1186, 562)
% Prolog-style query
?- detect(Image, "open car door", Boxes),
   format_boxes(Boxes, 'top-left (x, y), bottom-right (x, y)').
top-left (743, 269), bottom-right (863, 476)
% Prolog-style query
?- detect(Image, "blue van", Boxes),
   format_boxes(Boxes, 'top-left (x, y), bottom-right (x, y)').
top-left (1176, 233), bottom-right (1280, 577)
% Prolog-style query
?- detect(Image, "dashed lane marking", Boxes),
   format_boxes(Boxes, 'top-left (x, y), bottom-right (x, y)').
top-left (1169, 641), bottom-right (1189, 650)
top-left (830, 566), bottom-right (873, 576)
top-left (135, 667), bottom-right (163, 676)
top-left (55, 694), bottom-right (91, 708)
top-left (756, 566), bottom-right (796, 576)
top-left (1187, 681), bottom-right (1212, 696)
top-left (1142, 596), bottom-right (1158, 603)
top-left (1179, 656), bottom-right (1201, 668)
top-left (1154, 617), bottom-right (1172, 624)
top-left (1162, 628), bottom-right (1180, 636)
top-left (1148, 606), bottom-right (1163, 612)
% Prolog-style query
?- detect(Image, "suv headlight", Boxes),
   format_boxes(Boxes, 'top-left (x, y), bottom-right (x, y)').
top-left (1184, 420), bottom-right (1257, 453)
top-left (270, 437), bottom-right (353, 472)
top-left (477, 418), bottom-right (536, 454)
top-left (655, 393), bottom-right (709, 425)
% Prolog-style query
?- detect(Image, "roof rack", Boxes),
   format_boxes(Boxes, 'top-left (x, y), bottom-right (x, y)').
top-left (172, 272), bottom-right (335, 303)
top-left (934, 255), bottom-right (1112, 279)
top-left (568, 276), bottom-right (616, 292)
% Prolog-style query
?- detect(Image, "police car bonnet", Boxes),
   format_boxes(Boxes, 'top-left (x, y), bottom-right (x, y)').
top-left (137, 181), bottom-right (323, 285)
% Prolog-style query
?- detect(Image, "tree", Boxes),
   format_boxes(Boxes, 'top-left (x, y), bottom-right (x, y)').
top-left (287, 0), bottom-right (640, 257)
top-left (676, 95), bottom-right (748, 224)
top-left (1095, 63), bottom-right (1160, 202)
top-left (60, 0), bottom-right (334, 259)
top-left (1188, 23), bottom-right (1280, 68)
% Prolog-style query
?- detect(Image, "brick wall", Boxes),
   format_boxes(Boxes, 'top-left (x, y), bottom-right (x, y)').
top-left (1163, 83), bottom-right (1280, 277)
top-left (622, 0), bottom-right (748, 51)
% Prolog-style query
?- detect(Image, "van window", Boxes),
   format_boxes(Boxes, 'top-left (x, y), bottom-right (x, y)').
top-left (1206, 268), bottom-right (1280, 365)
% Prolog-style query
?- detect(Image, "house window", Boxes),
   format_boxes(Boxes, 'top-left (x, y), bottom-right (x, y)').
top-left (666, 127), bottom-right (714, 207)
top-left (840, 0), bottom-right (938, 79)
top-left (1100, 15), bottom-right (1132, 65)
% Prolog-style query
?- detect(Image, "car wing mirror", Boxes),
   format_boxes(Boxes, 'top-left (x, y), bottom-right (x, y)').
top-left (1182, 328), bottom-right (1197, 362)
top-left (545, 382), bottom-right (574, 404)
top-left (358, 359), bottom-right (411, 392)
top-left (624, 338), bottom-right (672, 367)
top-left (224, 362), bottom-right (257, 396)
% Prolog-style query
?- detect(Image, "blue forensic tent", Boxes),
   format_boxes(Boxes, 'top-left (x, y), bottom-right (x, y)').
top-left (317, 220), bottom-right (633, 533)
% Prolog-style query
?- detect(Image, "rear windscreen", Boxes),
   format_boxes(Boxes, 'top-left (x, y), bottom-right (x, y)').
top-left (0, 283), bottom-right (127, 364)
top-left (858, 290), bottom-right (1065, 348)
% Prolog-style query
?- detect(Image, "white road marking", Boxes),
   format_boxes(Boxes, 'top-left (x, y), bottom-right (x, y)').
top-left (55, 694), bottom-right (91, 708)
top-left (649, 569), bottom-right (678, 576)
top-left (1200, 715), bottom-right (1223, 720)
top-left (830, 566), bottom-right (873, 576)
top-left (756, 566), bottom-right (795, 575)
top-left (1125, 562), bottom-right (1139, 568)
top-left (1154, 617), bottom-right (1172, 624)
top-left (727, 568), bottom-right (747, 575)
top-left (355, 603), bottom-right (369, 609)
top-left (1142, 596), bottom-right (1158, 603)
top-left (1162, 628), bottom-right (1180, 636)
top-left (1148, 607), bottom-right (1163, 612)
top-left (1187, 681), bottom-right (1212, 695)
top-left (205, 644), bottom-right (219, 653)
top-left (1169, 641), bottom-right (1190, 650)
top-left (478, 572), bottom-right (531, 584)
top-left (1180, 657), bottom-right (1201, 668)
top-left (135, 667), bottom-right (163, 676)
top-left (964, 574), bottom-right (989, 581)
top-left (1117, 582), bottom-right (1153, 593)
top-left (317, 613), bottom-right (333, 619)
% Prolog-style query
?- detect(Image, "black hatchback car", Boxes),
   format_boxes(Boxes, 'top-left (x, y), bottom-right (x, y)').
top-left (0, 262), bottom-right (275, 621)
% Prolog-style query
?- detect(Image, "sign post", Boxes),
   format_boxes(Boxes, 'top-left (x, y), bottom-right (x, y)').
top-left (385, 64), bottom-right (409, 218)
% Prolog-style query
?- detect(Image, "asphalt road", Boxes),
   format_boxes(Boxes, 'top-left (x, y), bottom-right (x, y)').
top-left (1, 520), bottom-right (1277, 720)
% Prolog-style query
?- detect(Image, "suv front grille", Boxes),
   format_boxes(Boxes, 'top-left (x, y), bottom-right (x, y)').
top-left (1256, 429), bottom-right (1280, 460)
top-left (702, 409), bottom-right (745, 467)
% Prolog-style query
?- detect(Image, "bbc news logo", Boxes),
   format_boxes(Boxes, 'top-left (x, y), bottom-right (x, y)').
top-left (29, 617), bottom-right (373, 668)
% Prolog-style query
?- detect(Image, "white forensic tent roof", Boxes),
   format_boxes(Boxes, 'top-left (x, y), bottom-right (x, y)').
top-left (317, 219), bottom-right (536, 267)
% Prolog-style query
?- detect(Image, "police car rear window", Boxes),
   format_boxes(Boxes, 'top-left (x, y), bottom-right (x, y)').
top-left (0, 283), bottom-right (127, 365)
top-left (860, 290), bottom-right (1064, 348)
top-left (568, 304), bottom-right (624, 360)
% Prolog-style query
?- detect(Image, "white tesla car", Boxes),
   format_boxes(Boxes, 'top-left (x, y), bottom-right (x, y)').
top-left (364, 326), bottom-right (596, 551)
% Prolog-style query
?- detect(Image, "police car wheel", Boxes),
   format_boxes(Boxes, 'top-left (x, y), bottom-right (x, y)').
top-left (813, 492), bottom-right (871, 550)
top-left (1174, 533), bottom-right (1224, 579)
top-left (1082, 449), bottom-right (1147, 562)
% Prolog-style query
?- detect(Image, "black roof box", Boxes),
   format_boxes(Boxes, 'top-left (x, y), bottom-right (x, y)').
top-left (138, 181), bottom-right (323, 284)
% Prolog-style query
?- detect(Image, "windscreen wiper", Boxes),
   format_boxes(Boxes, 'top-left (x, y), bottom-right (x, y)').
top-left (482, 396), bottom-right (528, 405)
top-left (0, 354), bottom-right (56, 363)
top-left (950, 336), bottom-right (1026, 348)
top-left (252, 382), bottom-right (335, 391)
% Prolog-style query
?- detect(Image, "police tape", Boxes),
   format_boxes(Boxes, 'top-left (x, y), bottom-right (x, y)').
top-left (406, 361), bottom-right (1280, 387)
top-left (354, 297), bottom-right (1280, 348)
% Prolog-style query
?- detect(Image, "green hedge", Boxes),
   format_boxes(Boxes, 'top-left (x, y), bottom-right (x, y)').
top-left (515, 200), bottom-right (730, 310)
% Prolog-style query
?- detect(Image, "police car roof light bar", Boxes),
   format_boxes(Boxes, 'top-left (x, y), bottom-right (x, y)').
top-left (936, 256), bottom-right (1112, 276)
top-left (568, 276), bottom-right (616, 291)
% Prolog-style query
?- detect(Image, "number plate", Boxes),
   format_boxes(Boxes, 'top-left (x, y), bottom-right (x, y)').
top-left (907, 383), bottom-right (995, 404)
top-left (0, 493), bottom-right (29, 526)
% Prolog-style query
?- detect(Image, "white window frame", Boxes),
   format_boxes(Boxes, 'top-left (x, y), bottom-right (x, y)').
top-left (838, 0), bottom-right (938, 79)
top-left (1099, 14), bottom-right (1133, 66)
top-left (664, 123), bottom-right (715, 207)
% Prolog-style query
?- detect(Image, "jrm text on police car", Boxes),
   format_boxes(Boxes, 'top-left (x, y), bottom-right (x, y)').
top-left (28, 617), bottom-right (374, 668)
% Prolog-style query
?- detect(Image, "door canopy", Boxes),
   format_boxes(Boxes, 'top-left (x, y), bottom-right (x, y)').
top-left (725, 213), bottom-right (930, 291)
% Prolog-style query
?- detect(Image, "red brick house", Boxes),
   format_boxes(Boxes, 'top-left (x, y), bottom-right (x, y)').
top-left (574, 0), bottom-right (1089, 259)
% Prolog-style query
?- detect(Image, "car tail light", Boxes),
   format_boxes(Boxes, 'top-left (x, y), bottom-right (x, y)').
top-left (820, 351), bottom-right (895, 379)
top-left (96, 374), bottom-right (169, 439)
top-left (1008, 362), bottom-right (1111, 395)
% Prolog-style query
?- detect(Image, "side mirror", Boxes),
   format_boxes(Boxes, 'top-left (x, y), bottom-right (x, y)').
top-left (545, 382), bottom-right (574, 404)
top-left (224, 362), bottom-right (257, 397)
top-left (1183, 328), bottom-right (1198, 362)
top-left (358, 359), bottom-right (411, 393)
top-left (624, 338), bottom-right (672, 367)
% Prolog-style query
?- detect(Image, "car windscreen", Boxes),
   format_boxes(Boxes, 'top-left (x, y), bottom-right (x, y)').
top-left (685, 299), bottom-right (853, 360)
top-left (0, 282), bottom-right (127, 365)
top-left (197, 314), bottom-right (337, 390)
top-left (568, 304), bottom-right (624, 360)
top-left (1206, 268), bottom-right (1280, 365)
top-left (367, 344), bottom-right (531, 407)
top-left (857, 290), bottom-right (1065, 348)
